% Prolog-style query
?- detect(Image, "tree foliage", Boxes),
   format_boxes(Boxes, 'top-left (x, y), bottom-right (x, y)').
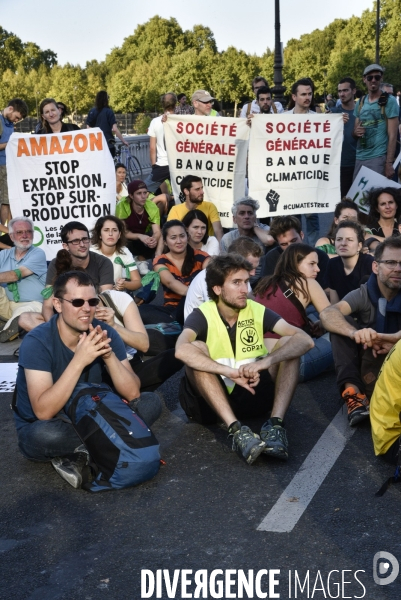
top-left (1, 3), bottom-right (401, 116)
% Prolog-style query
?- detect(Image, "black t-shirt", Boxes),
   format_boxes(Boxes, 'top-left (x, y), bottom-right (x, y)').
top-left (37, 122), bottom-right (80, 134)
top-left (184, 305), bottom-right (281, 354)
top-left (46, 251), bottom-right (114, 288)
top-left (327, 252), bottom-right (374, 300)
top-left (259, 245), bottom-right (329, 289)
top-left (86, 107), bottom-right (116, 142)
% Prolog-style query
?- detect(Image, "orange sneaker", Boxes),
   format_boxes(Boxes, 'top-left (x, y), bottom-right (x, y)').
top-left (342, 386), bottom-right (370, 426)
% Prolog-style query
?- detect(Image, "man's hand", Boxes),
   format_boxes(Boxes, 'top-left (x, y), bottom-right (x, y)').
top-left (370, 333), bottom-right (399, 357)
top-left (146, 236), bottom-right (158, 249)
top-left (385, 162), bottom-right (395, 179)
top-left (352, 328), bottom-right (378, 346)
top-left (246, 114), bottom-right (254, 127)
top-left (74, 324), bottom-right (112, 367)
top-left (354, 124), bottom-right (366, 138)
top-left (342, 113), bottom-right (349, 124)
top-left (139, 234), bottom-right (155, 247)
top-left (95, 306), bottom-right (115, 328)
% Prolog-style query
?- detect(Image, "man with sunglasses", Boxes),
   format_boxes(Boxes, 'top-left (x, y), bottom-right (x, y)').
top-left (353, 64), bottom-right (399, 180)
top-left (19, 221), bottom-right (114, 332)
top-left (191, 90), bottom-right (219, 117)
top-left (0, 98), bottom-right (29, 226)
top-left (320, 236), bottom-right (401, 427)
top-left (13, 270), bottom-right (161, 487)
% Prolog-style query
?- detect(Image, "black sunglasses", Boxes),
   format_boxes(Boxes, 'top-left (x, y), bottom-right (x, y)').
top-left (57, 297), bottom-right (100, 307)
top-left (366, 74), bottom-right (382, 82)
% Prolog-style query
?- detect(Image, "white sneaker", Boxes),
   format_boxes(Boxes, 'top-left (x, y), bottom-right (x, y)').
top-left (136, 260), bottom-right (150, 276)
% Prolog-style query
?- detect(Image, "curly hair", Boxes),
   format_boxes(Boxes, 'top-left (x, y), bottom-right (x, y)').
top-left (367, 187), bottom-right (401, 222)
top-left (254, 243), bottom-right (317, 304)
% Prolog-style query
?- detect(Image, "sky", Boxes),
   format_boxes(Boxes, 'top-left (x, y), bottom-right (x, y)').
top-left (2, 0), bottom-right (374, 66)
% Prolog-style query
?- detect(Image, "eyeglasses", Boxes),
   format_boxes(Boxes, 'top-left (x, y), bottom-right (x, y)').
top-left (57, 297), bottom-right (100, 307)
top-left (376, 260), bottom-right (401, 269)
top-left (66, 237), bottom-right (90, 246)
top-left (366, 74), bottom-right (382, 82)
top-left (199, 100), bottom-right (213, 105)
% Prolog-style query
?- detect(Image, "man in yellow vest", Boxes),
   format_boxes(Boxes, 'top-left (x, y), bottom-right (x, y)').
top-left (191, 90), bottom-right (219, 117)
top-left (175, 254), bottom-right (313, 464)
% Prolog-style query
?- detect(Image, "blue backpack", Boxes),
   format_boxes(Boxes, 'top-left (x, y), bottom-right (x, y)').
top-left (66, 383), bottom-right (160, 492)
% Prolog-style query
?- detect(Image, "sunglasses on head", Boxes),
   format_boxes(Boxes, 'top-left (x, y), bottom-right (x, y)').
top-left (57, 297), bottom-right (100, 307)
top-left (366, 74), bottom-right (382, 81)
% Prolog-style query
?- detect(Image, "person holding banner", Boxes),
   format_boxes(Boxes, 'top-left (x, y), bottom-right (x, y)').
top-left (191, 90), bottom-right (219, 117)
top-left (90, 215), bottom-right (142, 293)
top-left (240, 77), bottom-right (284, 118)
top-left (37, 98), bottom-right (80, 135)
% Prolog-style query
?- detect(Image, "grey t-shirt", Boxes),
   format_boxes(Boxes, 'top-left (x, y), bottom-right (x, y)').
top-left (342, 283), bottom-right (375, 327)
top-left (46, 251), bottom-right (114, 288)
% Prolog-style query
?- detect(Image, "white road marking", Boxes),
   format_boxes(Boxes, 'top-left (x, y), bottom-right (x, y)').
top-left (257, 407), bottom-right (356, 533)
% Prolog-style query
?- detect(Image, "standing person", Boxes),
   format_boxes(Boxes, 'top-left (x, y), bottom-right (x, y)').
top-left (167, 175), bottom-right (223, 242)
top-left (0, 98), bottom-right (28, 226)
top-left (286, 79), bottom-right (320, 245)
top-left (139, 220), bottom-right (210, 325)
top-left (353, 64), bottom-right (399, 180)
top-left (145, 93), bottom-right (177, 194)
top-left (90, 215), bottom-right (142, 293)
top-left (115, 180), bottom-right (161, 275)
top-left (181, 210), bottom-right (219, 256)
top-left (86, 90), bottom-right (128, 157)
top-left (255, 244), bottom-right (333, 382)
top-left (115, 163), bottom-right (128, 202)
top-left (328, 78), bottom-right (357, 197)
top-left (37, 98), bottom-right (79, 135)
top-left (367, 187), bottom-right (401, 241)
top-left (175, 253), bottom-right (313, 463)
top-left (191, 90), bottom-right (219, 117)
top-left (327, 221), bottom-right (373, 304)
top-left (0, 217), bottom-right (47, 341)
top-left (240, 77), bottom-right (284, 117)
top-left (174, 94), bottom-right (194, 115)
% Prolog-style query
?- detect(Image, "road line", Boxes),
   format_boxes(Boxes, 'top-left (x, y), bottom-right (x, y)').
top-left (257, 407), bottom-right (356, 533)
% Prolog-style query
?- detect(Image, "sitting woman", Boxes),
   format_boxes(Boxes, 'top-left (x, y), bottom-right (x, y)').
top-left (90, 215), bottom-right (142, 293)
top-left (254, 243), bottom-right (333, 382)
top-left (182, 210), bottom-right (219, 256)
top-left (315, 199), bottom-right (369, 257)
top-left (37, 98), bottom-right (80, 134)
top-left (139, 220), bottom-right (210, 325)
top-left (115, 163), bottom-right (128, 202)
top-left (367, 187), bottom-right (401, 241)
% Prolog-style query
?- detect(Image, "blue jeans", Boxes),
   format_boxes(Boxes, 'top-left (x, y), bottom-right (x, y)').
top-left (17, 393), bottom-right (162, 462)
top-left (299, 334), bottom-right (333, 383)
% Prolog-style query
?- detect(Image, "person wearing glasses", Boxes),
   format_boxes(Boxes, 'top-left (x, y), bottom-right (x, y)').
top-left (320, 236), bottom-right (401, 428)
top-left (19, 221), bottom-right (114, 332)
top-left (0, 217), bottom-right (47, 342)
top-left (12, 269), bottom-right (161, 488)
top-left (0, 98), bottom-right (29, 226)
top-left (191, 90), bottom-right (219, 117)
top-left (353, 64), bottom-right (399, 180)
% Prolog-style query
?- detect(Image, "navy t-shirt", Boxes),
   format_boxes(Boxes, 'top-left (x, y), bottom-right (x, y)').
top-left (327, 253), bottom-right (374, 300)
top-left (14, 316), bottom-right (126, 429)
top-left (86, 107), bottom-right (116, 143)
top-left (330, 106), bottom-right (357, 167)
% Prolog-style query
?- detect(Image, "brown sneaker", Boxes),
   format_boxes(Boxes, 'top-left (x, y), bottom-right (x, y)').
top-left (342, 386), bottom-right (370, 426)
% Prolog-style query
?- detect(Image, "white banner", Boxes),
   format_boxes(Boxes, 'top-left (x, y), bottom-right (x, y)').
top-left (248, 113), bottom-right (343, 217)
top-left (346, 166), bottom-right (401, 215)
top-left (164, 115), bottom-right (250, 228)
top-left (7, 128), bottom-right (116, 260)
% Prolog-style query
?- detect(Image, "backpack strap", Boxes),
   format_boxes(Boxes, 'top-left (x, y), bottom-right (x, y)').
top-left (98, 291), bottom-right (125, 324)
top-left (271, 102), bottom-right (277, 114)
top-left (277, 280), bottom-right (312, 336)
top-left (246, 102), bottom-right (252, 117)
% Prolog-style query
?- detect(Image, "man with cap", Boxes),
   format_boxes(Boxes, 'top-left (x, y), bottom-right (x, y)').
top-left (115, 180), bottom-right (161, 273)
top-left (191, 90), bottom-right (219, 117)
top-left (353, 64), bottom-right (399, 180)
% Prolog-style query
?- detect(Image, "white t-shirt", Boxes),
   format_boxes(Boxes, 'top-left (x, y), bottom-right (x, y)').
top-left (240, 99), bottom-right (284, 117)
top-left (147, 115), bottom-right (168, 166)
top-left (91, 246), bottom-right (137, 283)
top-left (201, 236), bottom-right (219, 256)
top-left (99, 289), bottom-right (137, 358)
top-left (116, 181), bottom-right (128, 202)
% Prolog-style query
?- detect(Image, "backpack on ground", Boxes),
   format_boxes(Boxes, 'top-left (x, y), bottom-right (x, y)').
top-left (65, 383), bottom-right (160, 492)
top-left (144, 321), bottom-right (182, 356)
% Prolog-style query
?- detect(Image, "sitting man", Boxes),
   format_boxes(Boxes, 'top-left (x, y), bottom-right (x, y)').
top-left (0, 217), bottom-right (47, 341)
top-left (167, 175), bottom-right (223, 243)
top-left (260, 216), bottom-right (329, 290)
top-left (19, 220), bottom-right (114, 332)
top-left (13, 270), bottom-right (161, 488)
top-left (327, 220), bottom-right (373, 303)
top-left (184, 236), bottom-right (263, 320)
top-left (320, 236), bottom-right (401, 427)
top-left (175, 254), bottom-right (313, 464)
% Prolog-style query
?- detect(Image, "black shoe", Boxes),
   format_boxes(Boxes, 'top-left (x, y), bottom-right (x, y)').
top-left (260, 419), bottom-right (289, 460)
top-left (229, 422), bottom-right (266, 465)
top-left (51, 452), bottom-right (88, 489)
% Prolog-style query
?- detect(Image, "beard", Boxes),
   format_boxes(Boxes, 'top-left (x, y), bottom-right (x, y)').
top-left (14, 241), bottom-right (33, 251)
